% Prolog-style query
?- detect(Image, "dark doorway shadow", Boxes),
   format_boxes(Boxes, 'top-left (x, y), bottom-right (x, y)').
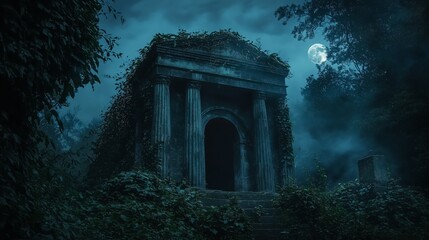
top-left (204, 118), bottom-right (238, 191)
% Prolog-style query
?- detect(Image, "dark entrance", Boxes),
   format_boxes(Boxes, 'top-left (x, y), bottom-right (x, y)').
top-left (204, 118), bottom-right (238, 191)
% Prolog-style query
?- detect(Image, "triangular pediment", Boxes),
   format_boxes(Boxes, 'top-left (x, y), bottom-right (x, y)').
top-left (152, 30), bottom-right (289, 71)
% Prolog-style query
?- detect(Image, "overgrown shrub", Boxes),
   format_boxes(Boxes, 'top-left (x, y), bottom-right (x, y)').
top-left (275, 181), bottom-right (429, 240)
top-left (334, 180), bottom-right (429, 240)
top-left (274, 185), bottom-right (347, 240)
top-left (6, 164), bottom-right (253, 239)
top-left (78, 170), bottom-right (253, 240)
top-left (200, 198), bottom-right (253, 240)
top-left (30, 167), bottom-right (83, 240)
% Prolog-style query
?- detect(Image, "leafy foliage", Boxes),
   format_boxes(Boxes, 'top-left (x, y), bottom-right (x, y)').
top-left (81, 171), bottom-right (204, 239)
top-left (0, 0), bottom-right (120, 238)
top-left (87, 50), bottom-right (156, 183)
top-left (275, 180), bottom-right (429, 240)
top-left (276, 0), bottom-right (428, 74)
top-left (200, 198), bottom-right (253, 240)
top-left (302, 66), bottom-right (358, 110)
top-left (87, 75), bottom-right (140, 184)
top-left (79, 171), bottom-right (253, 240)
top-left (335, 180), bottom-right (429, 240)
top-left (27, 163), bottom-right (84, 239)
top-left (4, 163), bottom-right (254, 239)
top-left (40, 112), bottom-right (101, 183)
top-left (274, 98), bottom-right (295, 185)
top-left (0, 136), bottom-right (91, 239)
top-left (274, 185), bottom-right (347, 240)
top-left (0, 0), bottom-right (119, 147)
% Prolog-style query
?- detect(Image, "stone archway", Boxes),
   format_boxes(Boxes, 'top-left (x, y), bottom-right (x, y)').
top-left (202, 107), bottom-right (249, 191)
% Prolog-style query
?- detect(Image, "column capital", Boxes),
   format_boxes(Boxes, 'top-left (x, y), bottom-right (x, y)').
top-left (187, 80), bottom-right (201, 89)
top-left (155, 74), bottom-right (171, 85)
top-left (253, 91), bottom-right (266, 100)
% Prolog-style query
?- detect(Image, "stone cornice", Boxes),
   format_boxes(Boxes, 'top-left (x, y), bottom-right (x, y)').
top-left (156, 45), bottom-right (289, 76)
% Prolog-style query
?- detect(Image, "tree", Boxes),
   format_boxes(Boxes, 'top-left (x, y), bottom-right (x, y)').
top-left (0, 0), bottom-right (120, 148)
top-left (0, 1), bottom-right (120, 237)
top-left (40, 111), bottom-right (101, 182)
top-left (276, 0), bottom-right (429, 186)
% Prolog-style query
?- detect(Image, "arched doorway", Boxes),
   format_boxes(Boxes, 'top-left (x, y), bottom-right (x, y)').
top-left (204, 118), bottom-right (239, 191)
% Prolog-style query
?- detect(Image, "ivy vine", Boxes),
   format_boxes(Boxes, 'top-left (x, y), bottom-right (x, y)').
top-left (274, 97), bottom-right (295, 185)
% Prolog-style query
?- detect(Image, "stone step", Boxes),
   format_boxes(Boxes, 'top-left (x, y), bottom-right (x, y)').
top-left (199, 190), bottom-right (284, 240)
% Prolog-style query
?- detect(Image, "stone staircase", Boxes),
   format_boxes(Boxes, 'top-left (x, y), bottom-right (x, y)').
top-left (201, 190), bottom-right (284, 240)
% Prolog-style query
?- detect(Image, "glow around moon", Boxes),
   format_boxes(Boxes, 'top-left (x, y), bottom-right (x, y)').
top-left (308, 43), bottom-right (327, 64)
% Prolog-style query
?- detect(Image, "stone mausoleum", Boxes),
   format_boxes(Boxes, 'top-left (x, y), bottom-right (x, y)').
top-left (133, 31), bottom-right (293, 192)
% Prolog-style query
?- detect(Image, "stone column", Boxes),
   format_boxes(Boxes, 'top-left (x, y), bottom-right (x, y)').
top-left (185, 81), bottom-right (205, 188)
top-left (358, 155), bottom-right (388, 185)
top-left (152, 75), bottom-right (171, 178)
top-left (236, 141), bottom-right (249, 191)
top-left (253, 91), bottom-right (275, 192)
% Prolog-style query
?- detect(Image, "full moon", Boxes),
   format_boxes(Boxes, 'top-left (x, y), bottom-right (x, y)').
top-left (308, 43), bottom-right (327, 64)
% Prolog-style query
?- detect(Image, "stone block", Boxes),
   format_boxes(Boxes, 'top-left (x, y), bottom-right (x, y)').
top-left (358, 155), bottom-right (389, 184)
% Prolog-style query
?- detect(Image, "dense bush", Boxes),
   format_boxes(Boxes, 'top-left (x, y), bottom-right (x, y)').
top-left (275, 181), bottom-right (429, 240)
top-left (78, 171), bottom-right (253, 240)
top-left (200, 198), bottom-right (253, 239)
top-left (274, 185), bottom-right (347, 240)
top-left (16, 168), bottom-right (253, 239)
top-left (334, 180), bottom-right (429, 240)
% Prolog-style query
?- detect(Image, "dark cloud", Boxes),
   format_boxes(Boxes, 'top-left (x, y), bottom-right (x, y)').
top-left (161, 0), bottom-right (236, 25)
top-left (104, 0), bottom-right (294, 35)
